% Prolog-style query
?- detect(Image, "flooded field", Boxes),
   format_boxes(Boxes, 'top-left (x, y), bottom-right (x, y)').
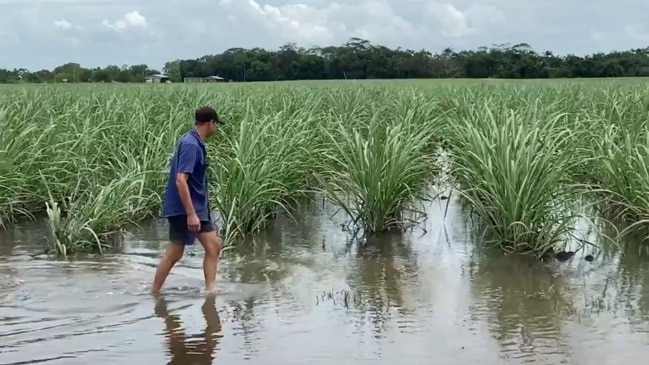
top-left (1, 196), bottom-right (649, 365)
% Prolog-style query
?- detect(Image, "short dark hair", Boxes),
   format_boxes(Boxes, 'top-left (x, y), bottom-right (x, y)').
top-left (195, 107), bottom-right (217, 124)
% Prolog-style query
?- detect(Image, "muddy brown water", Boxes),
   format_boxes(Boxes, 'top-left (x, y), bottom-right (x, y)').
top-left (1, 196), bottom-right (649, 364)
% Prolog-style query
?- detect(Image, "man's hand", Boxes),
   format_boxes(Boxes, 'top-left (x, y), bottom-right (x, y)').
top-left (187, 213), bottom-right (201, 232)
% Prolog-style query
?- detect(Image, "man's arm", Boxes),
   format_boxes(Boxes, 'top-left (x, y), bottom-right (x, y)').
top-left (175, 143), bottom-right (199, 217)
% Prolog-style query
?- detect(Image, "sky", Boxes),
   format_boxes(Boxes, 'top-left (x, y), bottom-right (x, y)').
top-left (0, 0), bottom-right (648, 71)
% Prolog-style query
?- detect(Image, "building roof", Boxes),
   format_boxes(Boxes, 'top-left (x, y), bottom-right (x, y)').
top-left (204, 75), bottom-right (224, 80)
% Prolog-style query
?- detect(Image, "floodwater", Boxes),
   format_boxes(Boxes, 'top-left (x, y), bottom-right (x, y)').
top-left (1, 195), bottom-right (649, 365)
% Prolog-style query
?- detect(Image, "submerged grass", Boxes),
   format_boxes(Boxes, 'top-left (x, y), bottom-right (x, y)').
top-left (1, 80), bottom-right (649, 257)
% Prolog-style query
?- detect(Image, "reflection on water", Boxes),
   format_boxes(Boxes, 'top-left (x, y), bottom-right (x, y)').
top-left (1, 195), bottom-right (649, 364)
top-left (343, 232), bottom-right (423, 337)
top-left (155, 295), bottom-right (223, 364)
top-left (469, 251), bottom-right (573, 363)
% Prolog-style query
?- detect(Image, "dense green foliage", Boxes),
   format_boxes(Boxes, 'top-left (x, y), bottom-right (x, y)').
top-left (1, 79), bottom-right (649, 258)
top-left (3, 39), bottom-right (649, 83)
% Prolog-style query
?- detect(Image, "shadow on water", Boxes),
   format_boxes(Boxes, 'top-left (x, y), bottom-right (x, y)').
top-left (2, 194), bottom-right (649, 364)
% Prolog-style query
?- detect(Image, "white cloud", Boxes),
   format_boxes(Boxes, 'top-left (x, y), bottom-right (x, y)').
top-left (0, 0), bottom-right (648, 70)
top-left (219, 0), bottom-right (424, 48)
top-left (53, 19), bottom-right (72, 29)
top-left (53, 19), bottom-right (82, 30)
top-left (219, 0), bottom-right (338, 45)
top-left (427, 3), bottom-right (471, 38)
top-left (425, 2), bottom-right (506, 38)
top-left (102, 10), bottom-right (147, 32)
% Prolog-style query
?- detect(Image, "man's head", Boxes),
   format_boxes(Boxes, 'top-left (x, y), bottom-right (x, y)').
top-left (194, 106), bottom-right (227, 138)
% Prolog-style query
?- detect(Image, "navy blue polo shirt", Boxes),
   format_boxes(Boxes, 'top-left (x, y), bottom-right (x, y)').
top-left (161, 130), bottom-right (210, 221)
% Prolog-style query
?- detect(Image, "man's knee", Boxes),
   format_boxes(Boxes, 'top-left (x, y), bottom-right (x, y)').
top-left (165, 243), bottom-right (185, 262)
top-left (199, 231), bottom-right (222, 259)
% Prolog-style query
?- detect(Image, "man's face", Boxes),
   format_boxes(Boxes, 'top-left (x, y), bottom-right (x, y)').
top-left (208, 120), bottom-right (218, 136)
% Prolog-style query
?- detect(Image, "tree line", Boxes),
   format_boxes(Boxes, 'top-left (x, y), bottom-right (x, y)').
top-left (2, 38), bottom-right (648, 83)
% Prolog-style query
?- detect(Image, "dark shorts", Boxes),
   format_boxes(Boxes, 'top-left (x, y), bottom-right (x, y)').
top-left (167, 215), bottom-right (215, 245)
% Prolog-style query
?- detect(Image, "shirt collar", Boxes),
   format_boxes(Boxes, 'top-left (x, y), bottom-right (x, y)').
top-left (189, 129), bottom-right (205, 148)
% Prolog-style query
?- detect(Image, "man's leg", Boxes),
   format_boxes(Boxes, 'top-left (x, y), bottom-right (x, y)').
top-left (151, 216), bottom-right (192, 295)
top-left (151, 242), bottom-right (185, 295)
top-left (197, 220), bottom-right (223, 294)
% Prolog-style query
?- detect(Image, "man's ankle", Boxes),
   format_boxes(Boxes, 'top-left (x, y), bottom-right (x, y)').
top-left (205, 283), bottom-right (217, 293)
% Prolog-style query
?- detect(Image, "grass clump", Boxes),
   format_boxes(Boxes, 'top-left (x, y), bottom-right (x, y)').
top-left (0, 85), bottom-right (200, 255)
top-left (43, 170), bottom-right (158, 257)
top-left (210, 101), bottom-right (324, 243)
top-left (446, 98), bottom-right (582, 257)
top-left (587, 121), bottom-right (649, 222)
top-left (318, 111), bottom-right (437, 233)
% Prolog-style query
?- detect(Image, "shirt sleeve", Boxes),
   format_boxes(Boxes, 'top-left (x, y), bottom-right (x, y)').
top-left (176, 143), bottom-right (200, 174)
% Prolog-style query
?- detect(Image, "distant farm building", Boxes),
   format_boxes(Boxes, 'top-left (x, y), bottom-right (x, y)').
top-left (145, 74), bottom-right (171, 83)
top-left (203, 76), bottom-right (225, 83)
top-left (183, 76), bottom-right (227, 83)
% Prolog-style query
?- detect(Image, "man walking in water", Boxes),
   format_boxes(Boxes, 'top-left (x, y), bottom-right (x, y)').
top-left (152, 107), bottom-right (226, 295)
